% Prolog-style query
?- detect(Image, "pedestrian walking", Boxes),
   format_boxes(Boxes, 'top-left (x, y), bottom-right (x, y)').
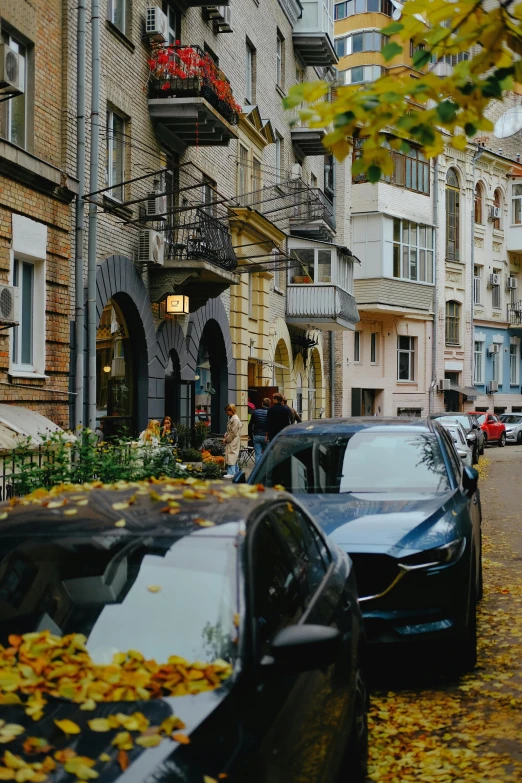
top-left (223, 404), bottom-right (243, 478)
top-left (266, 392), bottom-right (292, 442)
top-left (248, 398), bottom-right (270, 463)
top-left (282, 396), bottom-right (302, 424)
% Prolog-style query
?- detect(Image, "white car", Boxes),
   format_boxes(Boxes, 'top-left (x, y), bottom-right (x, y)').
top-left (439, 420), bottom-right (473, 468)
top-left (499, 414), bottom-right (522, 444)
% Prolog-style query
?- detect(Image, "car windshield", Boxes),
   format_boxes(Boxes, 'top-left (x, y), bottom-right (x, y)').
top-left (0, 530), bottom-right (238, 666)
top-left (437, 415), bottom-right (470, 430)
top-left (500, 415), bottom-right (522, 423)
top-left (256, 431), bottom-right (451, 494)
top-left (477, 415), bottom-right (487, 425)
top-left (444, 426), bottom-right (465, 446)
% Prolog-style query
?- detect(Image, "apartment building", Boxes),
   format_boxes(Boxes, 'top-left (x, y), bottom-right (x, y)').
top-left (0, 0), bottom-right (77, 427)
top-left (62, 0), bottom-right (358, 436)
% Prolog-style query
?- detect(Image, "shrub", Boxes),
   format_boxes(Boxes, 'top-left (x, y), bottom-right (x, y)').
top-left (180, 447), bottom-right (203, 463)
top-left (193, 422), bottom-right (209, 449)
top-left (205, 439), bottom-right (225, 457)
top-left (200, 460), bottom-right (224, 479)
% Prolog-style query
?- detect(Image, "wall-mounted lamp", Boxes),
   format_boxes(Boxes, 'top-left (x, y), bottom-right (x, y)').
top-left (194, 374), bottom-right (200, 381)
top-left (103, 365), bottom-right (111, 373)
top-left (166, 295), bottom-right (190, 315)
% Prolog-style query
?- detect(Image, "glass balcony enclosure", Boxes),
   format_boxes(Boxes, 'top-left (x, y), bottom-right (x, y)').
top-left (293, 0), bottom-right (337, 66)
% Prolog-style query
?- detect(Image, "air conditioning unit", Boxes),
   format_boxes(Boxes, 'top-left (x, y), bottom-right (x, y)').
top-left (145, 191), bottom-right (167, 220)
top-left (0, 284), bottom-right (17, 325)
top-left (489, 273), bottom-right (501, 287)
top-left (207, 5), bottom-right (233, 32)
top-left (488, 380), bottom-right (499, 393)
top-left (291, 163), bottom-right (303, 180)
top-left (139, 229), bottom-right (165, 266)
top-left (0, 44), bottom-right (23, 95)
top-left (438, 379), bottom-right (451, 392)
top-left (489, 206), bottom-right (501, 220)
top-left (488, 343), bottom-right (500, 355)
top-left (508, 276), bottom-right (518, 290)
top-left (145, 6), bottom-right (168, 41)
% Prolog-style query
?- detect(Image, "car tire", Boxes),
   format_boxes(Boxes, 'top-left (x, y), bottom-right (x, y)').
top-left (478, 547), bottom-right (483, 602)
top-left (472, 444), bottom-right (479, 465)
top-left (479, 440), bottom-right (485, 455)
top-left (446, 573), bottom-right (477, 677)
top-left (482, 433), bottom-right (488, 449)
top-left (340, 667), bottom-right (368, 783)
top-left (517, 431), bottom-right (522, 445)
top-left (499, 432), bottom-right (506, 448)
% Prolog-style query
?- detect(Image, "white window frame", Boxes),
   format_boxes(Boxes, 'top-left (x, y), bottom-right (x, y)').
top-left (238, 144), bottom-right (248, 197)
top-left (512, 183), bottom-right (522, 225)
top-left (492, 269), bottom-right (501, 309)
top-left (106, 109), bottom-right (126, 201)
top-left (392, 218), bottom-right (434, 284)
top-left (245, 42), bottom-right (254, 104)
top-left (9, 215), bottom-right (47, 378)
top-left (510, 338), bottom-right (520, 386)
top-left (275, 133), bottom-right (283, 184)
top-left (4, 35), bottom-right (27, 149)
top-left (108, 0), bottom-right (127, 33)
top-left (492, 350), bottom-right (500, 384)
top-left (354, 331), bottom-right (361, 363)
top-left (370, 332), bottom-right (378, 364)
top-left (474, 340), bottom-right (484, 384)
top-left (167, 5), bottom-right (177, 44)
top-left (397, 335), bottom-right (415, 382)
top-left (473, 265), bottom-right (482, 305)
top-left (276, 32), bottom-right (284, 88)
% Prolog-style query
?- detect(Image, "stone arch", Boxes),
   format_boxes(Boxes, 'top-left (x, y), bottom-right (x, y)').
top-left (308, 347), bottom-right (324, 419)
top-left (156, 319), bottom-right (190, 425)
top-left (95, 256), bottom-right (157, 431)
top-left (269, 317), bottom-right (293, 394)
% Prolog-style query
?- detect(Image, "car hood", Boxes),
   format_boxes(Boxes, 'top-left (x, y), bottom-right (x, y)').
top-left (295, 492), bottom-right (458, 554)
top-left (0, 685), bottom-right (232, 783)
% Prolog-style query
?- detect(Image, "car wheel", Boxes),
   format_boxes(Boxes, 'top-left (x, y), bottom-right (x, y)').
top-left (517, 431), bottom-right (522, 445)
top-left (446, 573), bottom-right (477, 678)
top-left (339, 667), bottom-right (368, 783)
top-left (478, 547), bottom-right (483, 602)
top-left (472, 444), bottom-right (479, 465)
top-left (482, 433), bottom-right (488, 449)
top-left (499, 432), bottom-right (506, 448)
top-left (479, 439), bottom-right (485, 455)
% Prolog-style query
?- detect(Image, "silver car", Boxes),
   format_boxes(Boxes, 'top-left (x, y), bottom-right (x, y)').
top-left (499, 414), bottom-right (522, 444)
top-left (439, 420), bottom-right (473, 468)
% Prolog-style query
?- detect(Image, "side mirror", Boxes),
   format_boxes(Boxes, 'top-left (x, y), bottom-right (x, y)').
top-left (262, 625), bottom-right (341, 674)
top-left (233, 471), bottom-right (246, 484)
top-left (462, 466), bottom-right (479, 497)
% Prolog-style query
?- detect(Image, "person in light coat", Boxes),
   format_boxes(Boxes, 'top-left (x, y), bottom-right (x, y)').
top-left (223, 404), bottom-right (242, 478)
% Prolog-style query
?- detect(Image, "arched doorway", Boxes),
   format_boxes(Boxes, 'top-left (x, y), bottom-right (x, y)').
top-left (196, 321), bottom-right (228, 433)
top-left (296, 372), bottom-right (303, 419)
top-left (308, 348), bottom-right (324, 419)
top-left (274, 338), bottom-right (291, 393)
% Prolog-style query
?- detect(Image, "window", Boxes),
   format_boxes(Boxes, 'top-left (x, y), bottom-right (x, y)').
top-left (204, 42), bottom-right (218, 66)
top-left (167, 5), bottom-right (179, 44)
top-left (245, 41), bottom-right (256, 104)
top-left (310, 173), bottom-right (318, 188)
top-left (202, 175), bottom-right (216, 216)
top-left (492, 350), bottom-right (500, 384)
top-left (353, 140), bottom-right (429, 195)
top-left (512, 183), bottom-right (522, 225)
top-left (248, 273), bottom-right (254, 318)
top-left (238, 144), bottom-right (248, 197)
top-left (296, 373), bottom-right (303, 416)
top-left (474, 341), bottom-right (484, 384)
top-left (275, 133), bottom-right (283, 183)
top-left (342, 65), bottom-right (385, 84)
top-left (291, 248), bottom-right (334, 284)
top-left (252, 157), bottom-right (262, 193)
top-left (11, 258), bottom-right (34, 368)
top-left (334, 0), bottom-right (392, 19)
top-left (446, 168), bottom-right (460, 260)
top-left (251, 517), bottom-right (304, 657)
top-left (392, 219), bottom-right (434, 283)
top-left (397, 336), bottom-right (415, 381)
top-left (334, 30), bottom-right (388, 57)
top-left (106, 110), bottom-right (125, 201)
top-left (370, 332), bottom-right (378, 364)
top-left (510, 342), bottom-right (519, 386)
top-left (473, 265), bottom-right (482, 305)
top-left (493, 188), bottom-right (502, 230)
top-left (474, 182), bottom-right (483, 224)
top-left (445, 301), bottom-right (460, 345)
top-left (492, 269), bottom-right (501, 309)
top-left (108, 0), bottom-right (128, 33)
top-left (1, 34), bottom-right (27, 149)
top-left (324, 154), bottom-right (334, 198)
top-left (354, 331), bottom-right (361, 363)
top-left (276, 31), bottom-right (285, 89)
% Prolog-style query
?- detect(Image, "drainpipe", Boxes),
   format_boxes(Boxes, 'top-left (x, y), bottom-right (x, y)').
top-left (74, 0), bottom-right (86, 429)
top-left (430, 156), bottom-right (439, 414)
top-left (87, 0), bottom-right (101, 430)
top-left (470, 147), bottom-right (483, 393)
top-left (330, 331), bottom-right (335, 417)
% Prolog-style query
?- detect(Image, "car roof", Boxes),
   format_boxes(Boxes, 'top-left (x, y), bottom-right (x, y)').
top-left (0, 480), bottom-right (287, 538)
top-left (277, 416), bottom-right (436, 435)
top-left (428, 412), bottom-right (471, 419)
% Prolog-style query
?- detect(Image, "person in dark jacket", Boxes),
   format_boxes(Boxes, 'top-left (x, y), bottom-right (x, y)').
top-left (282, 396), bottom-right (302, 424)
top-left (266, 393), bottom-right (292, 442)
top-left (248, 398), bottom-right (270, 463)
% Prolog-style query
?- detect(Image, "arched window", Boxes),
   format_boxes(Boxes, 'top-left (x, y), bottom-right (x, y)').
top-left (445, 301), bottom-right (461, 346)
top-left (474, 182), bottom-right (483, 224)
top-left (296, 372), bottom-right (303, 417)
top-left (446, 169), bottom-right (460, 260)
top-left (493, 188), bottom-right (502, 230)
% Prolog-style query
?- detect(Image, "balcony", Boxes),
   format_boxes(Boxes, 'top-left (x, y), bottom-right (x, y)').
top-left (291, 127), bottom-right (327, 158)
top-left (293, 0), bottom-right (337, 66)
top-left (287, 284), bottom-right (358, 330)
top-left (148, 45), bottom-right (239, 151)
top-left (508, 301), bottom-right (522, 326)
top-left (289, 186), bottom-right (335, 241)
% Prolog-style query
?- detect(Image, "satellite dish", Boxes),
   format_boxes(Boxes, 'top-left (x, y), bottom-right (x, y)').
top-left (494, 106), bottom-right (522, 139)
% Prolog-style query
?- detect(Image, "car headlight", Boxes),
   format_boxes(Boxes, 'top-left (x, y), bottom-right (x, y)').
top-left (506, 428), bottom-right (513, 433)
top-left (397, 538), bottom-right (466, 571)
top-left (467, 432), bottom-right (476, 440)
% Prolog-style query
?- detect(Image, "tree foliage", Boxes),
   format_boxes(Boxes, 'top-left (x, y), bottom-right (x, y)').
top-left (284, 0), bottom-right (522, 180)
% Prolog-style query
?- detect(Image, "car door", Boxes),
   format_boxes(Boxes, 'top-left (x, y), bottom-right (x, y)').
top-left (489, 414), bottom-right (500, 440)
top-left (245, 505), bottom-right (355, 783)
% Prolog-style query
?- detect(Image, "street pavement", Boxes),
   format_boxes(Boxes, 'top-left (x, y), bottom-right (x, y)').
top-left (365, 445), bottom-right (522, 782)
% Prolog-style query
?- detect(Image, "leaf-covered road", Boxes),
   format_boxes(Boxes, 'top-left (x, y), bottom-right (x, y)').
top-left (367, 447), bottom-right (522, 782)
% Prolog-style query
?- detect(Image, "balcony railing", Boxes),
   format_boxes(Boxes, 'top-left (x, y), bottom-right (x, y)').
top-left (508, 301), bottom-right (522, 325)
top-left (164, 207), bottom-right (237, 271)
top-left (290, 186), bottom-right (335, 232)
top-left (286, 284), bottom-right (359, 330)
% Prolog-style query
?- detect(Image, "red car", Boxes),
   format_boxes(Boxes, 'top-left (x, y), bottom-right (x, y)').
top-left (468, 411), bottom-right (506, 447)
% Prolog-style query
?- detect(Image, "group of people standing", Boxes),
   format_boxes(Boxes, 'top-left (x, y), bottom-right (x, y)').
top-left (223, 393), bottom-right (301, 477)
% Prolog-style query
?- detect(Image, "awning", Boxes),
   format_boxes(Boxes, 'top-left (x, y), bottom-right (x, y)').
top-left (450, 385), bottom-right (478, 400)
top-left (0, 405), bottom-right (73, 451)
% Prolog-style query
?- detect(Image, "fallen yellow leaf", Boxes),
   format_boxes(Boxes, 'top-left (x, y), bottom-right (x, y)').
top-left (53, 720), bottom-right (80, 735)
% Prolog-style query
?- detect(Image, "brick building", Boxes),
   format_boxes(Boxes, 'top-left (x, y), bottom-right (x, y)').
top-left (0, 0), bottom-right (77, 427)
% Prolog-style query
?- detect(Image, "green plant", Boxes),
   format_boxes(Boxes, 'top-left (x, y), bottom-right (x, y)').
top-left (193, 422), bottom-right (210, 450)
top-left (174, 424), bottom-right (191, 451)
top-left (200, 460), bottom-right (224, 479)
top-left (180, 447), bottom-right (203, 463)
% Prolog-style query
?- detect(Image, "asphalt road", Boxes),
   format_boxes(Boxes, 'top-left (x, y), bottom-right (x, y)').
top-left (365, 445), bottom-right (522, 782)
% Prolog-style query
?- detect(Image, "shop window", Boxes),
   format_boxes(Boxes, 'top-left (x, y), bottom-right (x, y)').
top-left (96, 302), bottom-right (135, 436)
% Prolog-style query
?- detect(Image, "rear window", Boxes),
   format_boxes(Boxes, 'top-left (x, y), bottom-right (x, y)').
top-left (256, 431), bottom-right (450, 494)
top-left (500, 415), bottom-right (522, 423)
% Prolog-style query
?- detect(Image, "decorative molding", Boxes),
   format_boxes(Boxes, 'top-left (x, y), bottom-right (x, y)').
top-left (446, 271), bottom-right (462, 283)
top-left (492, 241), bottom-right (502, 253)
top-left (474, 237), bottom-right (484, 248)
top-left (148, 269), bottom-right (200, 303)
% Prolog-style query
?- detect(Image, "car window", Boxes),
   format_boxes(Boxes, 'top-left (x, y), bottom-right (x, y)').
top-left (271, 503), bottom-right (330, 605)
top-left (439, 428), bottom-right (461, 482)
top-left (477, 414), bottom-right (486, 425)
top-left (501, 415), bottom-right (522, 423)
top-left (251, 516), bottom-right (304, 657)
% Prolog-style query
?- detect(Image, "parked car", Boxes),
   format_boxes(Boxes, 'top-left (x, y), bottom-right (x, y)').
top-left (499, 413), bottom-right (522, 444)
top-left (468, 411), bottom-right (507, 447)
top-left (0, 480), bottom-right (367, 783)
top-left (245, 418), bottom-right (482, 675)
top-left (438, 419), bottom-right (473, 468)
top-left (429, 412), bottom-right (485, 462)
